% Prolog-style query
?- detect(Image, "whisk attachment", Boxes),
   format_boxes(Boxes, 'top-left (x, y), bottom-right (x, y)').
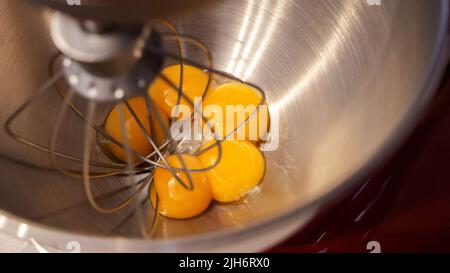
top-left (4, 16), bottom-right (268, 237)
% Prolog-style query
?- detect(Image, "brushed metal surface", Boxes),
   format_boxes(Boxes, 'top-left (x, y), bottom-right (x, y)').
top-left (0, 0), bottom-right (447, 251)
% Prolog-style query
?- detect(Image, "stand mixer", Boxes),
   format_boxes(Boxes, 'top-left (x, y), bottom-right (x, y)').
top-left (0, 0), bottom-right (447, 252)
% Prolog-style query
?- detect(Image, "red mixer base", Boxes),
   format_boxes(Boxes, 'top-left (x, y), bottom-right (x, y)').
top-left (271, 66), bottom-right (450, 253)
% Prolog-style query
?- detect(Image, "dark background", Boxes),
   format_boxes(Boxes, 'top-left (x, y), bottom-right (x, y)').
top-left (271, 63), bottom-right (450, 253)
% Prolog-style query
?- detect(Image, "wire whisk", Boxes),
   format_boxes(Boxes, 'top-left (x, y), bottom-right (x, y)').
top-left (4, 18), bottom-right (267, 238)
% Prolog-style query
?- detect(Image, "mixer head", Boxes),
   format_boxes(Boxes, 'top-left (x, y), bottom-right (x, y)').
top-left (50, 11), bottom-right (163, 101)
top-left (38, 0), bottom-right (211, 101)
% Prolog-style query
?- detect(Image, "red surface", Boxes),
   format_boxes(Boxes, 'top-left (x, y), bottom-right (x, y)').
top-left (270, 65), bottom-right (450, 253)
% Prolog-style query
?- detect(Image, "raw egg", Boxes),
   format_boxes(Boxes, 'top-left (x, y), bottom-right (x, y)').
top-left (148, 64), bottom-right (210, 119)
top-left (105, 97), bottom-right (169, 163)
top-left (198, 140), bottom-right (266, 203)
top-left (150, 154), bottom-right (212, 219)
top-left (202, 82), bottom-right (270, 142)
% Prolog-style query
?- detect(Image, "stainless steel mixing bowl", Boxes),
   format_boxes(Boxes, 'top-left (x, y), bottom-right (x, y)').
top-left (0, 0), bottom-right (447, 252)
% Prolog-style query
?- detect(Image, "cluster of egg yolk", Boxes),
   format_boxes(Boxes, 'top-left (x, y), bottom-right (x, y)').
top-left (105, 65), bottom-right (269, 219)
top-left (149, 139), bottom-right (265, 219)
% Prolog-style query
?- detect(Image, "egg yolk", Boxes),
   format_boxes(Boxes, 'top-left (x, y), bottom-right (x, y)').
top-left (202, 82), bottom-right (270, 142)
top-left (148, 64), bottom-right (210, 119)
top-left (198, 140), bottom-right (265, 203)
top-left (150, 154), bottom-right (212, 219)
top-left (105, 97), bottom-right (169, 163)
